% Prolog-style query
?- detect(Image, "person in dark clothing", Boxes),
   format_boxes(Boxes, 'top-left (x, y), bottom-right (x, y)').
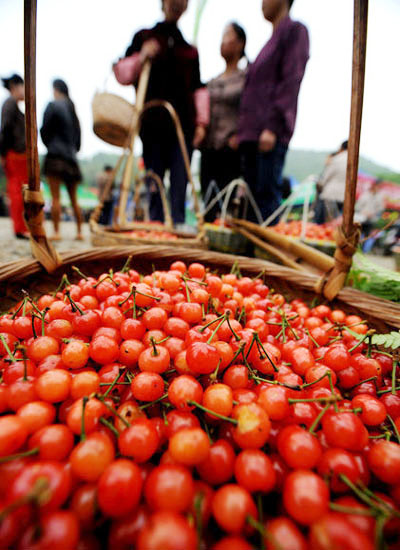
top-left (120, 0), bottom-right (208, 225)
top-left (200, 22), bottom-right (247, 222)
top-left (238, 0), bottom-right (309, 222)
top-left (97, 164), bottom-right (115, 225)
top-left (41, 79), bottom-right (83, 240)
top-left (0, 74), bottom-right (29, 239)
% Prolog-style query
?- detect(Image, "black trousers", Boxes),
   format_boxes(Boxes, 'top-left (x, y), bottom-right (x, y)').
top-left (240, 141), bottom-right (288, 223)
top-left (142, 135), bottom-right (193, 225)
top-left (200, 147), bottom-right (242, 222)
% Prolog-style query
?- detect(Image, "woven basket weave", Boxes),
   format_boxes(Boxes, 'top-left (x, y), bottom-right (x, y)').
top-left (92, 92), bottom-right (134, 147)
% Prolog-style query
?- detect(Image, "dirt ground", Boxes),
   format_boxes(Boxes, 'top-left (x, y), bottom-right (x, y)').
top-left (0, 218), bottom-right (91, 264)
top-left (0, 216), bottom-right (396, 272)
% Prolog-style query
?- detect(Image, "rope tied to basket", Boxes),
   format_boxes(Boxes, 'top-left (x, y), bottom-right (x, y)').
top-left (314, 224), bottom-right (361, 299)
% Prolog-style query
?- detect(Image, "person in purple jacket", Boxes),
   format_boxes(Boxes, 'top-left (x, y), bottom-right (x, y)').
top-left (238, 0), bottom-right (309, 222)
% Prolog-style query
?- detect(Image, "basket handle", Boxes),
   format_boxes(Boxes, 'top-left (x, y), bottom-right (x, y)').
top-left (140, 99), bottom-right (204, 227)
top-left (133, 170), bottom-right (174, 231)
top-left (23, 0), bottom-right (61, 271)
top-left (321, 0), bottom-right (368, 299)
top-left (89, 150), bottom-right (128, 230)
top-left (117, 60), bottom-right (152, 226)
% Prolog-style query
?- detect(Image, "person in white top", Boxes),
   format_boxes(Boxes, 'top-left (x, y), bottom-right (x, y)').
top-left (314, 140), bottom-right (347, 224)
top-left (355, 180), bottom-right (385, 226)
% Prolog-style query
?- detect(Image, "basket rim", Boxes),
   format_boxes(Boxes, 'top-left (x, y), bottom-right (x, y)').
top-left (1, 245), bottom-right (399, 329)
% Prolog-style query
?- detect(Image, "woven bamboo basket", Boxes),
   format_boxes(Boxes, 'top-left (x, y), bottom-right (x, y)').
top-left (205, 223), bottom-right (248, 254)
top-left (90, 92), bottom-right (207, 249)
top-left (92, 92), bottom-right (134, 147)
top-left (0, 245), bottom-right (399, 334)
top-left (203, 179), bottom-right (262, 255)
top-left (17, 0), bottom-right (396, 329)
top-left (90, 169), bottom-right (207, 248)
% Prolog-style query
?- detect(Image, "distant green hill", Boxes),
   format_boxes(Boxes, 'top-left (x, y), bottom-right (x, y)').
top-left (76, 149), bottom-right (399, 188)
top-left (283, 149), bottom-right (397, 182)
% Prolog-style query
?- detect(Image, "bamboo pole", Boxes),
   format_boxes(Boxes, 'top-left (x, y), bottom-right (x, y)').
top-left (117, 60), bottom-right (151, 226)
top-left (323, 0), bottom-right (368, 299)
top-left (233, 219), bottom-right (335, 272)
top-left (235, 227), bottom-right (306, 272)
top-left (23, 0), bottom-right (61, 272)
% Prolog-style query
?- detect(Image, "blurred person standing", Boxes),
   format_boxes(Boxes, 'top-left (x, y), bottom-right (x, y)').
top-left (0, 74), bottom-right (28, 239)
top-left (315, 140), bottom-right (348, 223)
top-left (200, 22), bottom-right (247, 222)
top-left (238, 0), bottom-right (309, 222)
top-left (116, 0), bottom-right (209, 226)
top-left (96, 164), bottom-right (115, 225)
top-left (41, 79), bottom-right (83, 241)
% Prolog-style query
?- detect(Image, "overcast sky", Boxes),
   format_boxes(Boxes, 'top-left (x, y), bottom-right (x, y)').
top-left (1, 0), bottom-right (399, 172)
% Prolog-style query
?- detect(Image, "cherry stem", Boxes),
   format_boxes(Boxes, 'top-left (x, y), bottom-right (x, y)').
top-left (65, 291), bottom-right (84, 315)
top-left (359, 482), bottom-right (400, 519)
top-left (199, 313), bottom-right (225, 333)
top-left (351, 376), bottom-right (378, 390)
top-left (301, 372), bottom-right (329, 389)
top-left (206, 315), bottom-right (228, 344)
top-left (53, 273), bottom-right (71, 295)
top-left (338, 474), bottom-right (385, 512)
top-left (150, 337), bottom-right (159, 356)
top-left (257, 494), bottom-right (266, 550)
top-left (11, 297), bottom-right (28, 320)
top-left (392, 361), bottom-right (398, 396)
top-left (237, 306), bottom-right (246, 324)
top-left (326, 372), bottom-right (339, 412)
top-left (155, 336), bottom-right (171, 345)
top-left (329, 502), bottom-right (375, 516)
top-left (103, 369), bottom-right (125, 399)
top-left (139, 393), bottom-right (168, 410)
top-left (72, 265), bottom-right (88, 280)
top-left (225, 342), bottom-right (246, 369)
top-left (121, 255), bottom-right (133, 273)
top-left (31, 314), bottom-right (37, 339)
top-left (99, 416), bottom-right (120, 437)
top-left (0, 477), bottom-right (49, 521)
top-left (209, 359), bottom-right (221, 382)
top-left (251, 375), bottom-right (301, 391)
top-left (188, 400), bottom-right (238, 424)
top-left (193, 491), bottom-right (204, 550)
top-left (252, 270), bottom-right (265, 282)
top-left (283, 312), bottom-right (299, 340)
top-left (255, 334), bottom-right (278, 372)
top-left (80, 396), bottom-right (89, 442)
top-left (378, 385), bottom-right (400, 396)
top-left (387, 414), bottom-right (400, 444)
top-left (92, 274), bottom-right (119, 289)
top-left (289, 396), bottom-right (338, 404)
top-left (17, 345), bottom-right (29, 381)
top-left (348, 332), bottom-right (370, 353)
top-left (309, 403), bottom-right (331, 435)
top-left (97, 395), bottom-right (131, 428)
top-left (0, 446), bottom-right (39, 464)
top-left (226, 312), bottom-right (240, 341)
top-left (305, 328), bottom-right (320, 348)
top-left (0, 333), bottom-right (15, 361)
top-left (182, 275), bottom-right (207, 287)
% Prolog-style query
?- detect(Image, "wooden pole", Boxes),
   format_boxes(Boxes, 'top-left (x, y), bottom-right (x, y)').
top-left (117, 60), bottom-right (151, 226)
top-left (23, 0), bottom-right (60, 271)
top-left (323, 0), bottom-right (368, 299)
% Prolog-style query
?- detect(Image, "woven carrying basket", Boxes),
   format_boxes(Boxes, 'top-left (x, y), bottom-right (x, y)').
top-left (203, 179), bottom-right (263, 255)
top-left (92, 92), bottom-right (134, 147)
top-left (90, 95), bottom-right (207, 249)
top-left (0, 245), bottom-right (399, 334)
